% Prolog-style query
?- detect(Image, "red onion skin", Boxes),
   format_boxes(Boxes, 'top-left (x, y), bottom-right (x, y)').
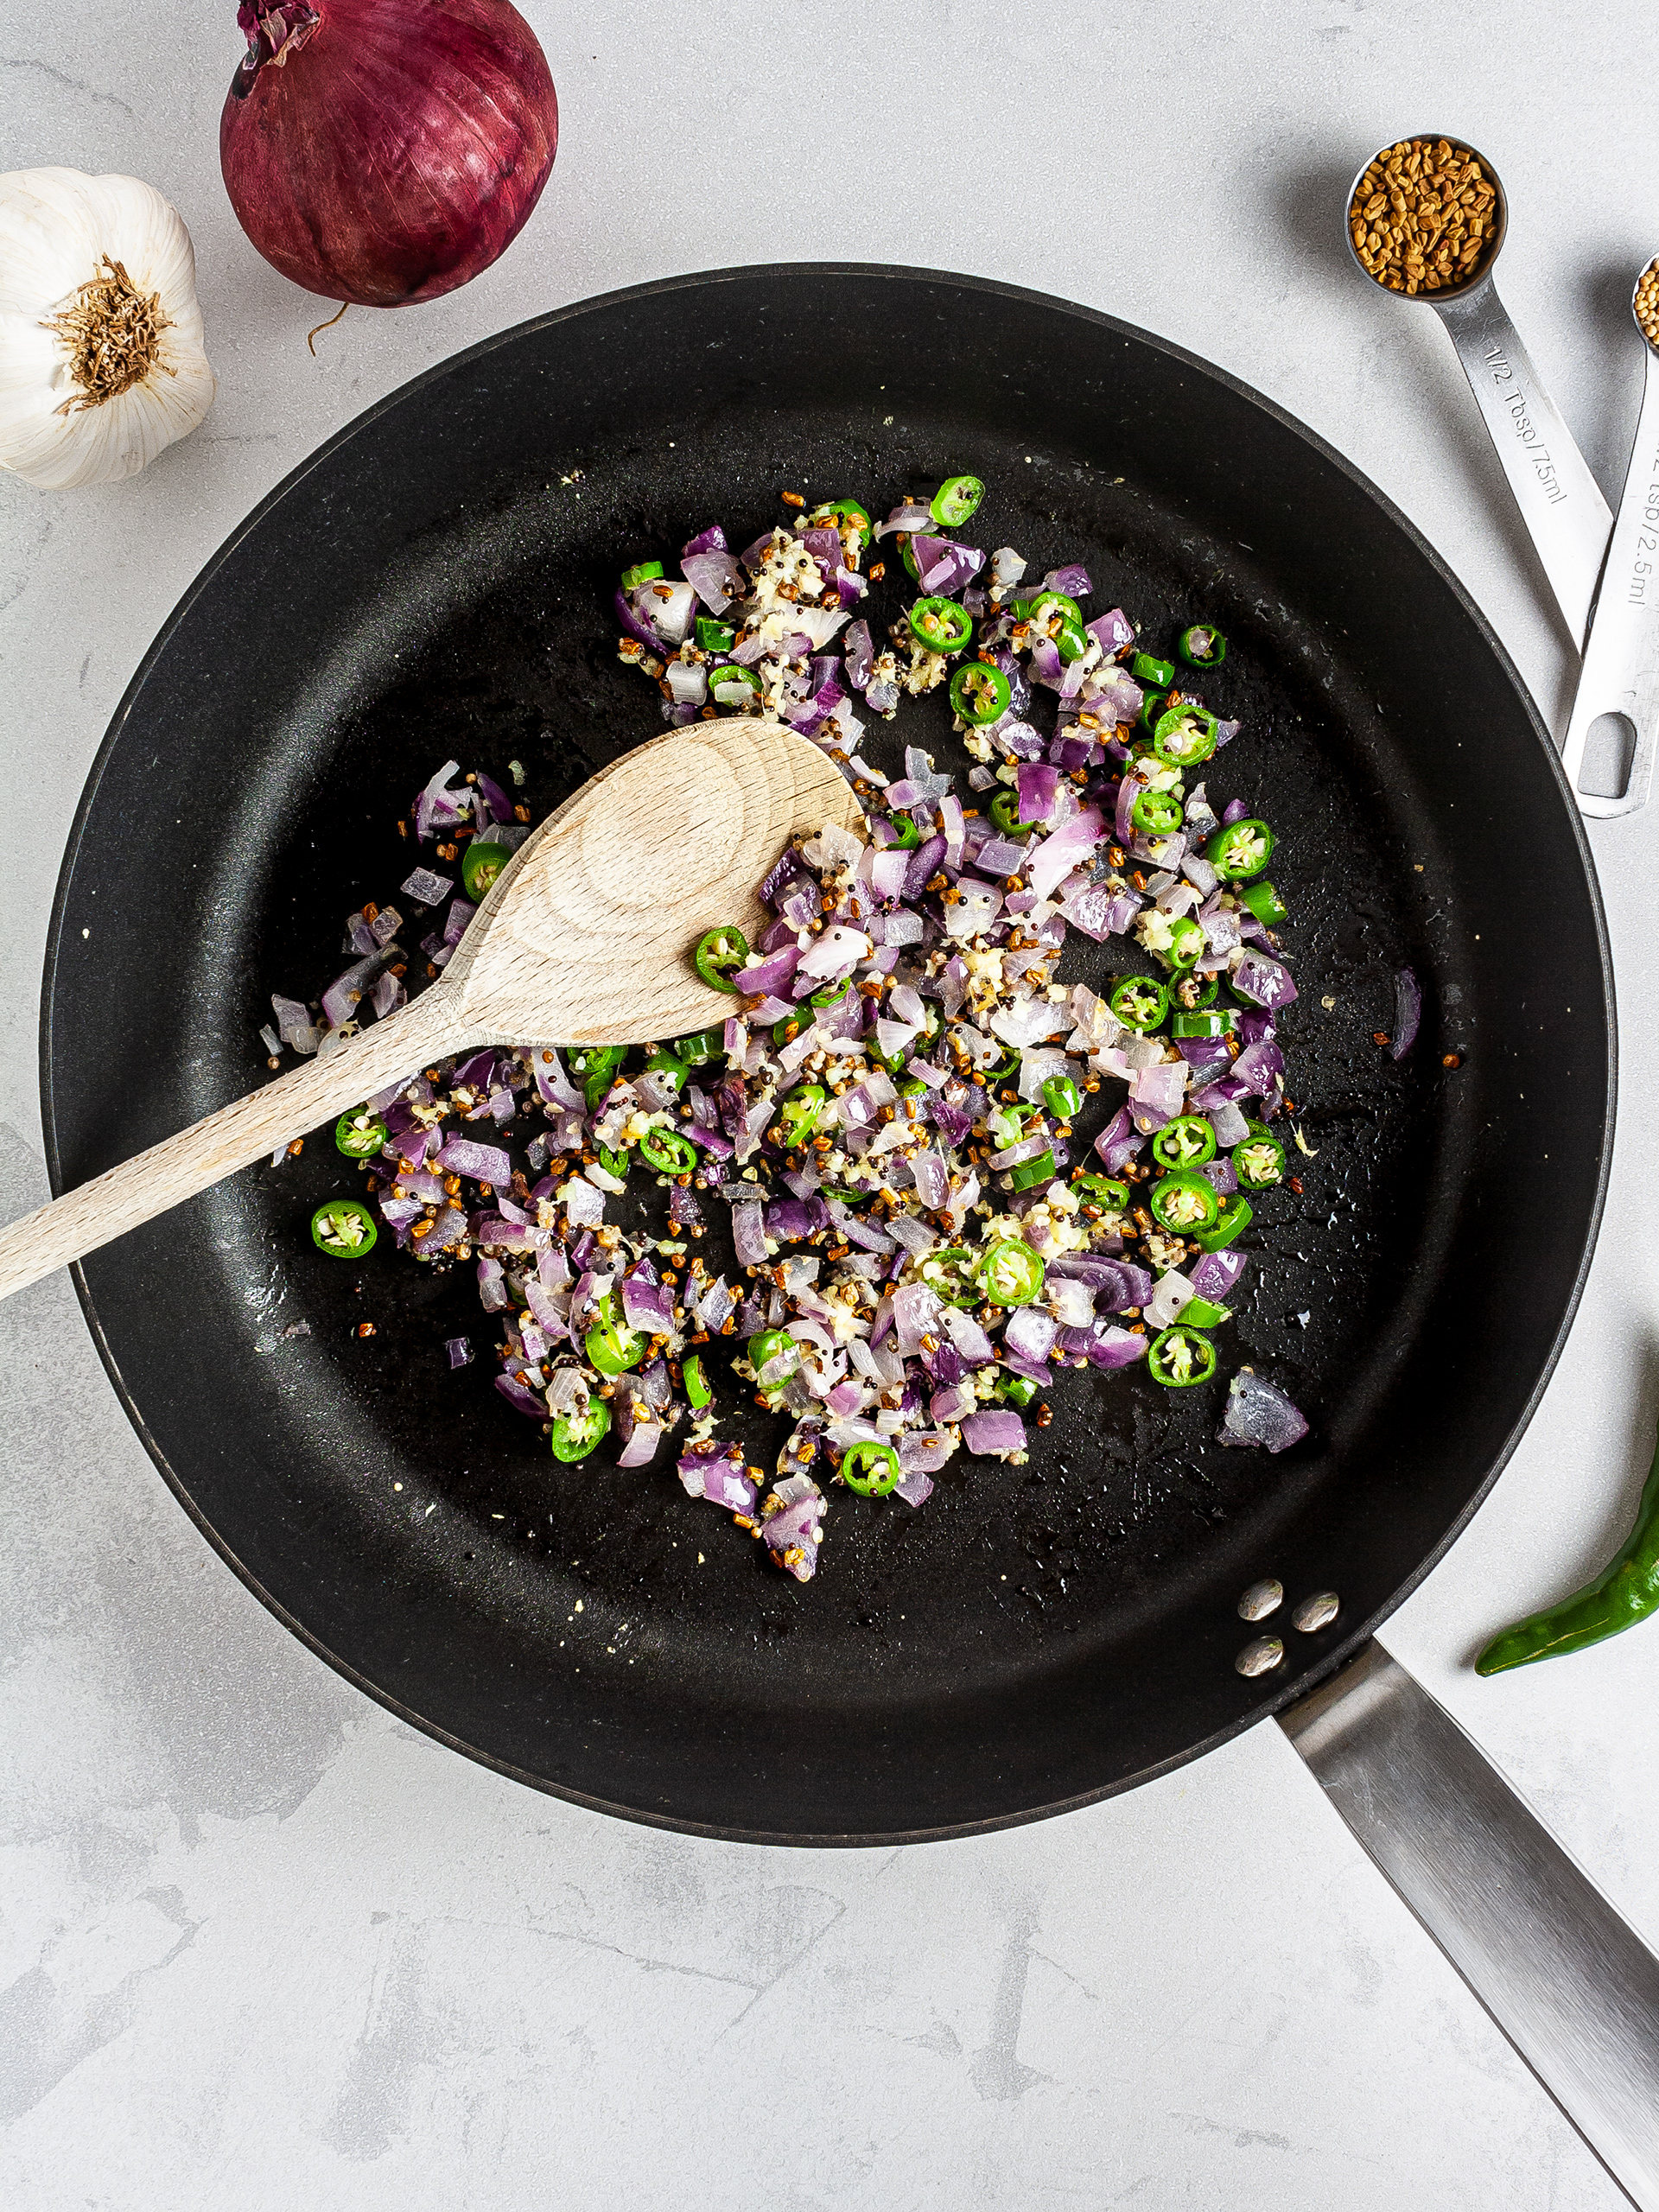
top-left (222, 0), bottom-right (558, 308)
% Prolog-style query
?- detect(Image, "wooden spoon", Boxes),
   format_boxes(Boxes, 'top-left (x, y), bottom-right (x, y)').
top-left (0, 719), bottom-right (862, 1302)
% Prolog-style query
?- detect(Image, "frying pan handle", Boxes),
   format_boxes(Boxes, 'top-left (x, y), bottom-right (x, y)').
top-left (1433, 279), bottom-right (1612, 652)
top-left (1281, 1643), bottom-right (1659, 2208)
top-left (0, 986), bottom-right (470, 1305)
top-left (1559, 346), bottom-right (1659, 821)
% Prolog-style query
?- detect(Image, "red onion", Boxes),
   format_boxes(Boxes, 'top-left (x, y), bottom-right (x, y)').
top-left (221, 0), bottom-right (557, 308)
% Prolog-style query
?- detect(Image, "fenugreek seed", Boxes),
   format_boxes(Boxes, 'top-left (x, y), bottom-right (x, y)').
top-left (1292, 1591), bottom-right (1341, 1633)
top-left (1236, 1636), bottom-right (1284, 1679)
top-left (1238, 1577), bottom-right (1283, 1623)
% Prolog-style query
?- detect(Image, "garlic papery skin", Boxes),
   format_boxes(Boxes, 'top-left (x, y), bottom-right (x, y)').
top-left (0, 168), bottom-right (216, 491)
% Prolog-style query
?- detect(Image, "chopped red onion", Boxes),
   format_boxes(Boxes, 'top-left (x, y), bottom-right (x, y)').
top-left (678, 1442), bottom-right (758, 1515)
top-left (1391, 967), bottom-right (1421, 1059)
top-left (1044, 563), bottom-right (1092, 598)
top-left (912, 534), bottom-right (986, 595)
top-left (1025, 805), bottom-right (1103, 899)
top-left (682, 549), bottom-right (744, 612)
top-left (1206, 1104), bottom-right (1249, 1158)
top-left (270, 993), bottom-right (320, 1054)
top-left (1046, 1276), bottom-right (1096, 1328)
top-left (903, 833), bottom-right (948, 898)
top-left (1002, 1305), bottom-right (1057, 1363)
top-left (436, 1135), bottom-right (512, 1185)
top-left (890, 1281), bottom-right (943, 1355)
top-left (415, 759), bottom-right (469, 840)
top-left (875, 500), bottom-right (933, 538)
top-left (931, 1382), bottom-right (976, 1423)
top-left (731, 1198), bottom-right (767, 1266)
top-left (1094, 1106), bottom-right (1144, 1173)
top-left (937, 1307), bottom-right (993, 1366)
top-left (1129, 1060), bottom-right (1188, 1118)
top-left (1088, 1326), bottom-right (1148, 1370)
top-left (494, 1372), bottom-right (546, 1420)
top-left (798, 924), bottom-right (872, 980)
top-left (961, 1408), bottom-right (1026, 1457)
top-left (620, 1268), bottom-right (675, 1335)
top-left (1191, 1249), bottom-right (1249, 1302)
top-left (1145, 1271), bottom-right (1194, 1329)
top-left (400, 866), bottom-right (453, 906)
top-left (1217, 1370), bottom-right (1309, 1453)
top-left (1232, 1039), bottom-right (1285, 1096)
top-left (616, 1416), bottom-right (664, 1468)
top-left (761, 1474), bottom-right (824, 1580)
top-left (1231, 950), bottom-right (1299, 1010)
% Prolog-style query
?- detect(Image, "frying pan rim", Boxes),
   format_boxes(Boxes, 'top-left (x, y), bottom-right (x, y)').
top-left (38, 259), bottom-right (1617, 1847)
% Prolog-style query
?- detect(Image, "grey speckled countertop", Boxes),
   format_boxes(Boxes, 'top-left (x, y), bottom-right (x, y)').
top-left (4, 4), bottom-right (1659, 2206)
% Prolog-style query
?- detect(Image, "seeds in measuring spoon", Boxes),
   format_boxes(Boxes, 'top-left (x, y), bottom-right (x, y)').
top-left (1348, 137), bottom-right (1497, 296)
top-left (1637, 260), bottom-right (1659, 350)
top-left (1291, 1590), bottom-right (1340, 1632)
top-left (1235, 1636), bottom-right (1285, 1678)
top-left (1237, 1578), bottom-right (1283, 1622)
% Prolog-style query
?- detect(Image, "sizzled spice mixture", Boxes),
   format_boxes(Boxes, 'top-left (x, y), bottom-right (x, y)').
top-left (270, 474), bottom-right (1329, 1585)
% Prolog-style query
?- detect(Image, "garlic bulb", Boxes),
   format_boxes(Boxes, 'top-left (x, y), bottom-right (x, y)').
top-left (0, 168), bottom-right (215, 491)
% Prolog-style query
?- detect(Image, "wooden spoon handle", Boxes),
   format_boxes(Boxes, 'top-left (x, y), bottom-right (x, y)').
top-left (0, 988), bottom-right (471, 1302)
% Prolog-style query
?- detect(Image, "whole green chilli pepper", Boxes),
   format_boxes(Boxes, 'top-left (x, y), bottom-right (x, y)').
top-left (1476, 1424), bottom-right (1659, 1674)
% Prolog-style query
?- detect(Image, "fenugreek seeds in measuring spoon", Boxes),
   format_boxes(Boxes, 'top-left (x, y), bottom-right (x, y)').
top-left (1558, 258), bottom-right (1659, 818)
top-left (1346, 136), bottom-right (1611, 649)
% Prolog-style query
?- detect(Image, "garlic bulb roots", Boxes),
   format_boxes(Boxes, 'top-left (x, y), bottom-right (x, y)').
top-left (0, 168), bottom-right (216, 491)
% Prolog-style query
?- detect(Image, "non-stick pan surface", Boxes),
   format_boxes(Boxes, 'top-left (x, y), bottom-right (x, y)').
top-left (43, 267), bottom-right (1611, 1843)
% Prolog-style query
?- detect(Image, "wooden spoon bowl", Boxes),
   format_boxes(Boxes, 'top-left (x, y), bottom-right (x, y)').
top-left (0, 719), bottom-right (861, 1300)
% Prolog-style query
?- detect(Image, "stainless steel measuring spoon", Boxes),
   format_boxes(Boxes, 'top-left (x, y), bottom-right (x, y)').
top-left (1559, 257), bottom-right (1659, 817)
top-left (1345, 136), bottom-right (1612, 650)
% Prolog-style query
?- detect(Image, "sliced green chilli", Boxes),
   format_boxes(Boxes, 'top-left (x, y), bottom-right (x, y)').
top-left (1149, 1172), bottom-right (1222, 1234)
top-left (694, 925), bottom-right (750, 994)
top-left (950, 660), bottom-right (1012, 725)
top-left (1234, 1123), bottom-right (1287, 1190)
top-left (462, 841), bottom-right (512, 901)
top-left (841, 1441), bottom-right (902, 1495)
top-left (1239, 879), bottom-right (1287, 926)
top-left (981, 1240), bottom-right (1046, 1306)
top-left (1147, 1326), bottom-right (1217, 1387)
top-left (1152, 1116), bottom-right (1217, 1169)
top-left (335, 1109), bottom-right (387, 1159)
top-left (682, 1354), bottom-right (712, 1410)
top-left (639, 1127), bottom-right (698, 1174)
top-left (1205, 820), bottom-right (1276, 881)
top-left (1178, 623), bottom-right (1227, 668)
top-left (929, 474), bottom-right (985, 528)
top-left (311, 1198), bottom-right (378, 1257)
top-left (908, 597), bottom-right (974, 652)
top-left (1110, 976), bottom-right (1170, 1033)
top-left (1152, 704), bottom-right (1218, 769)
top-left (550, 1401), bottom-right (611, 1461)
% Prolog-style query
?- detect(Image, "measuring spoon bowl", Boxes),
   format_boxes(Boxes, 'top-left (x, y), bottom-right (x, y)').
top-left (1344, 135), bottom-right (1611, 653)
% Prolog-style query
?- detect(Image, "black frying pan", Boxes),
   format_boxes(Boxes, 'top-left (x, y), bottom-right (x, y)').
top-left (44, 265), bottom-right (1611, 1846)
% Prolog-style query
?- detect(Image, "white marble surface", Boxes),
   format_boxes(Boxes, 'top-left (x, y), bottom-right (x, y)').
top-left (3, 2), bottom-right (1659, 2205)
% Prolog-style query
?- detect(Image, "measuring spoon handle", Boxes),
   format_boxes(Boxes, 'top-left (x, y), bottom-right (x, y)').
top-left (1436, 276), bottom-right (1613, 649)
top-left (1560, 347), bottom-right (1659, 820)
top-left (0, 986), bottom-right (469, 1304)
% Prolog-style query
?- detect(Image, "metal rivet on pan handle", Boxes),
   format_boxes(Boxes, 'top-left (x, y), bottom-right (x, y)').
top-left (1557, 255), bottom-right (1659, 822)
